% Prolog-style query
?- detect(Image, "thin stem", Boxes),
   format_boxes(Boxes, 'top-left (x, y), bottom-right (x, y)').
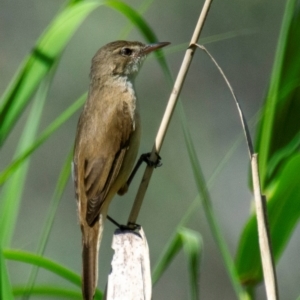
top-left (196, 44), bottom-right (254, 157)
top-left (251, 155), bottom-right (278, 300)
top-left (127, 0), bottom-right (214, 226)
top-left (197, 43), bottom-right (278, 299)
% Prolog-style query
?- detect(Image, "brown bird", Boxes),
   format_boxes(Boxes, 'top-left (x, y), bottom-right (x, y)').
top-left (73, 40), bottom-right (170, 300)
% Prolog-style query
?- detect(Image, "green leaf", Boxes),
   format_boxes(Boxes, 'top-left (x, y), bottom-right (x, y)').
top-left (179, 228), bottom-right (202, 300)
top-left (106, 0), bottom-right (170, 76)
top-left (0, 248), bottom-right (14, 300)
top-left (152, 227), bottom-right (202, 300)
top-left (267, 130), bottom-right (300, 179)
top-left (0, 93), bottom-right (86, 185)
top-left (0, 0), bottom-right (168, 186)
top-left (237, 0), bottom-right (300, 287)
top-left (0, 70), bottom-right (53, 247)
top-left (0, 1), bottom-right (101, 146)
top-left (3, 249), bottom-right (103, 299)
top-left (255, 0), bottom-right (300, 189)
top-left (22, 150), bottom-right (73, 298)
top-left (4, 249), bottom-right (81, 286)
top-left (152, 229), bottom-right (184, 284)
top-left (236, 153), bottom-right (300, 285)
top-left (178, 101), bottom-right (246, 299)
top-left (13, 286), bottom-right (83, 299)
top-left (118, 0), bottom-right (154, 39)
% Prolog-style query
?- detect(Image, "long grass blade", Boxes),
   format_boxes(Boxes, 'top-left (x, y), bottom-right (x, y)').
top-left (0, 70), bottom-right (54, 247)
top-left (152, 230), bottom-right (184, 284)
top-left (0, 93), bottom-right (86, 185)
top-left (152, 227), bottom-right (202, 300)
top-left (255, 0), bottom-right (300, 188)
top-left (13, 286), bottom-right (83, 299)
top-left (179, 228), bottom-right (202, 300)
top-left (106, 0), bottom-right (169, 76)
top-left (178, 101), bottom-right (247, 300)
top-left (0, 248), bottom-right (14, 300)
top-left (22, 150), bottom-right (73, 299)
top-left (0, 1), bottom-right (101, 146)
top-left (236, 0), bottom-right (300, 287)
top-left (118, 0), bottom-right (154, 39)
top-left (236, 153), bottom-right (300, 284)
top-left (3, 249), bottom-right (103, 299)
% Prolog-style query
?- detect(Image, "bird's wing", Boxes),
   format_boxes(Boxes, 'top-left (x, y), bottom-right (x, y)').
top-left (75, 100), bottom-right (134, 226)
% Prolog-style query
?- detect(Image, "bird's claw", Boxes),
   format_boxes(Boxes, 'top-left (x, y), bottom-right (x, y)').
top-left (141, 152), bottom-right (162, 168)
top-left (120, 222), bottom-right (141, 231)
top-left (107, 215), bottom-right (141, 231)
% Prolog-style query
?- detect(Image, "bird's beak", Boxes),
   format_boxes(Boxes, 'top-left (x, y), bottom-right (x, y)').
top-left (142, 42), bottom-right (170, 54)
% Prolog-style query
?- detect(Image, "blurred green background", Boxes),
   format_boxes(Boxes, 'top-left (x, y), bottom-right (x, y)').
top-left (1, 0), bottom-right (299, 299)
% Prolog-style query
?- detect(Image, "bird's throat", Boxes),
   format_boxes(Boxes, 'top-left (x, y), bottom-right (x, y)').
top-left (114, 75), bottom-right (138, 129)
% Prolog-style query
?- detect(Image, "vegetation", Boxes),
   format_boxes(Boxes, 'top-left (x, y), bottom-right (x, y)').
top-left (1, 0), bottom-right (300, 299)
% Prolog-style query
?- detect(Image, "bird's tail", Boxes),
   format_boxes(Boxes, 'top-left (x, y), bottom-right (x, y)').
top-left (81, 214), bottom-right (105, 300)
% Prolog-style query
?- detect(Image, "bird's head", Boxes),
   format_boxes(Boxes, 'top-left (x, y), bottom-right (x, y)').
top-left (90, 40), bottom-right (170, 80)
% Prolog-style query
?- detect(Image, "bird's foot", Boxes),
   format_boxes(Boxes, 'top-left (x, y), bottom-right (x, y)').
top-left (120, 222), bottom-right (141, 231)
top-left (107, 215), bottom-right (141, 231)
top-left (141, 152), bottom-right (162, 168)
top-left (117, 152), bottom-right (162, 196)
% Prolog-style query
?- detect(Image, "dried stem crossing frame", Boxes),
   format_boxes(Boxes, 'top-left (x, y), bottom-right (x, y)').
top-left (196, 44), bottom-right (278, 300)
top-left (127, 0), bottom-right (213, 226)
top-left (125, 0), bottom-right (278, 299)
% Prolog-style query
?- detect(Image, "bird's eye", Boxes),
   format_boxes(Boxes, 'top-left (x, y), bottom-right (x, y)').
top-left (121, 48), bottom-right (133, 56)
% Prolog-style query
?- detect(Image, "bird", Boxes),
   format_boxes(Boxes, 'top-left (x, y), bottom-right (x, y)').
top-left (72, 40), bottom-right (170, 300)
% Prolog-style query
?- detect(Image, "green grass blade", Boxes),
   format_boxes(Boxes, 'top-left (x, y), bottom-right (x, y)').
top-left (267, 131), bottom-right (300, 177)
top-left (22, 150), bottom-right (73, 298)
top-left (0, 70), bottom-right (53, 247)
top-left (178, 228), bottom-right (202, 300)
top-left (4, 249), bottom-right (81, 286)
top-left (152, 229), bottom-right (183, 284)
top-left (136, 11), bottom-right (249, 296)
top-left (236, 0), bottom-right (300, 287)
top-left (152, 227), bottom-right (202, 300)
top-left (106, 0), bottom-right (157, 41)
top-left (118, 0), bottom-right (154, 39)
top-left (0, 248), bottom-right (14, 300)
top-left (0, 0), bottom-right (170, 185)
top-left (152, 112), bottom-right (259, 297)
top-left (13, 286), bottom-right (83, 299)
top-left (0, 93), bottom-right (86, 185)
top-left (255, 0), bottom-right (300, 188)
top-left (178, 101), bottom-right (247, 299)
top-left (3, 249), bottom-right (103, 299)
top-left (0, 1), bottom-right (101, 146)
top-left (106, 0), bottom-right (170, 76)
top-left (36, 150), bottom-right (73, 256)
top-left (236, 153), bottom-right (300, 285)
